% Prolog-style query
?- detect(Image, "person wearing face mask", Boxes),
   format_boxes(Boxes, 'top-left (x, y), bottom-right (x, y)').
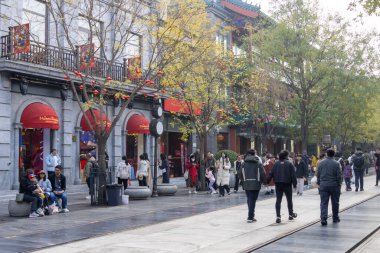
top-left (186, 155), bottom-right (199, 194)
top-left (217, 153), bottom-right (231, 197)
top-left (295, 154), bottom-right (308, 196)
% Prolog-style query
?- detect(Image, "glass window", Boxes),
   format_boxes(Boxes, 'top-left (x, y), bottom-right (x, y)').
top-left (22, 0), bottom-right (46, 43)
top-left (77, 16), bottom-right (102, 56)
top-left (124, 33), bottom-right (141, 59)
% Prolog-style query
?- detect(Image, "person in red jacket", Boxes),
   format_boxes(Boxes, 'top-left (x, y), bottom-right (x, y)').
top-left (264, 154), bottom-right (275, 195)
top-left (186, 154), bottom-right (199, 194)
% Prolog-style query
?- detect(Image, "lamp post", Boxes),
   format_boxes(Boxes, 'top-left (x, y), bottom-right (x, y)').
top-left (150, 101), bottom-right (163, 197)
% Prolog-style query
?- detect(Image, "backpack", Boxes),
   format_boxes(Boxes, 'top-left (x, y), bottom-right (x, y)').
top-left (353, 156), bottom-right (364, 169)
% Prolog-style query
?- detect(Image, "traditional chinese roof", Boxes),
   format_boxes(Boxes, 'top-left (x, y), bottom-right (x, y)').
top-left (220, 0), bottom-right (260, 18)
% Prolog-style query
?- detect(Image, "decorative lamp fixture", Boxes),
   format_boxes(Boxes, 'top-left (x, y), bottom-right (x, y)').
top-left (60, 84), bottom-right (68, 101)
top-left (19, 77), bottom-right (29, 95)
top-left (112, 96), bottom-right (120, 107)
top-left (127, 102), bottom-right (133, 109)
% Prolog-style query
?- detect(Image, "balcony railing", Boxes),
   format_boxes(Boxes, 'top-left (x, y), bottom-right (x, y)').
top-left (0, 35), bottom-right (128, 82)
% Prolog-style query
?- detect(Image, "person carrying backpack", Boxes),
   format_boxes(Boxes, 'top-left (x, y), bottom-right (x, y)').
top-left (350, 148), bottom-right (365, 192)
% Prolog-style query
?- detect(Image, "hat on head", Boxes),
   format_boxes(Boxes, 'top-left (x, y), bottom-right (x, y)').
top-left (38, 170), bottom-right (46, 175)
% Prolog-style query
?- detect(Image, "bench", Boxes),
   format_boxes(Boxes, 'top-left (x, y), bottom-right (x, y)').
top-left (8, 200), bottom-right (31, 217)
top-left (124, 186), bottom-right (151, 200)
top-left (157, 184), bottom-right (178, 196)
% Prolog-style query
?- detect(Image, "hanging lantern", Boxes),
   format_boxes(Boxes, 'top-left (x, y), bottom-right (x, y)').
top-left (103, 89), bottom-right (108, 93)
top-left (63, 76), bottom-right (69, 80)
top-left (143, 93), bottom-right (148, 98)
top-left (106, 77), bottom-right (112, 81)
top-left (91, 81), bottom-right (96, 86)
top-left (93, 90), bottom-right (99, 95)
top-left (79, 85), bottom-right (84, 90)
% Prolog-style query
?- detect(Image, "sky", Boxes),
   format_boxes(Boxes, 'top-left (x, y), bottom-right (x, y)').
top-left (252, 0), bottom-right (380, 33)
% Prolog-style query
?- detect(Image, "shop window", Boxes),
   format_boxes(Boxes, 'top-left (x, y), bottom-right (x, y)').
top-left (124, 33), bottom-right (142, 59)
top-left (77, 15), bottom-right (103, 57)
top-left (126, 134), bottom-right (138, 178)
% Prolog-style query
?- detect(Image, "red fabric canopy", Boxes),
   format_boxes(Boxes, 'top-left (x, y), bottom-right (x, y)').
top-left (127, 114), bottom-right (150, 134)
top-left (80, 109), bottom-right (111, 131)
top-left (21, 103), bottom-right (60, 129)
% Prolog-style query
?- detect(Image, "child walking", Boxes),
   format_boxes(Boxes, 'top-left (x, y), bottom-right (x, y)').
top-left (343, 160), bottom-right (352, 191)
top-left (206, 168), bottom-right (217, 194)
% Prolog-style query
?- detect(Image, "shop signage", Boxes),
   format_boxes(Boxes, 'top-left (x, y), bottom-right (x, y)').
top-left (164, 98), bottom-right (201, 116)
top-left (39, 116), bottom-right (59, 124)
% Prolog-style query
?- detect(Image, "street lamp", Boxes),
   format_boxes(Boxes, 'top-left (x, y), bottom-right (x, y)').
top-left (150, 99), bottom-right (163, 197)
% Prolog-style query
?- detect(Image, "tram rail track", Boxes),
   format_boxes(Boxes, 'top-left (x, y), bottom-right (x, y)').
top-left (239, 193), bottom-right (380, 253)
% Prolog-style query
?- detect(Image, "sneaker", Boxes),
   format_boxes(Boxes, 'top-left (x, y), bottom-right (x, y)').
top-left (36, 208), bottom-right (45, 216)
top-left (321, 220), bottom-right (328, 226)
top-left (85, 195), bottom-right (91, 200)
top-left (299, 193), bottom-right (302, 196)
top-left (289, 213), bottom-right (297, 220)
top-left (193, 190), bottom-right (197, 194)
top-left (29, 212), bottom-right (40, 218)
top-left (212, 191), bottom-right (217, 194)
top-left (355, 188), bottom-right (358, 192)
top-left (270, 189), bottom-right (274, 194)
top-left (60, 208), bottom-right (69, 213)
top-left (219, 194), bottom-right (224, 197)
top-left (247, 218), bottom-right (253, 223)
top-left (296, 192), bottom-right (299, 195)
top-left (265, 191), bottom-right (270, 195)
top-left (276, 217), bottom-right (281, 223)
top-left (360, 188), bottom-right (364, 191)
top-left (333, 218), bottom-right (340, 223)
top-left (234, 190), bottom-right (238, 193)
top-left (188, 190), bottom-right (192, 194)
top-left (227, 192), bottom-right (231, 195)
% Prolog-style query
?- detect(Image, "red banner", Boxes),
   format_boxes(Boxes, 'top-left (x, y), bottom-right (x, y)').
top-left (164, 98), bottom-right (201, 116)
top-left (12, 24), bottom-right (30, 53)
top-left (127, 57), bottom-right (142, 80)
top-left (79, 43), bottom-right (95, 69)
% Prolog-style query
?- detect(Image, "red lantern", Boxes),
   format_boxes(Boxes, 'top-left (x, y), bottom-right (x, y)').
top-left (63, 76), bottom-right (69, 80)
top-left (145, 80), bottom-right (151, 84)
top-left (103, 89), bottom-right (108, 93)
top-left (114, 94), bottom-right (119, 99)
top-left (93, 90), bottom-right (99, 95)
top-left (74, 71), bottom-right (79, 76)
top-left (106, 77), bottom-right (112, 81)
top-left (153, 93), bottom-right (159, 99)
top-left (161, 89), bottom-right (166, 94)
top-left (149, 81), bottom-right (155, 86)
top-left (143, 93), bottom-right (148, 98)
top-left (91, 81), bottom-right (96, 86)
top-left (122, 95), bottom-right (129, 100)
top-left (79, 85), bottom-right (84, 90)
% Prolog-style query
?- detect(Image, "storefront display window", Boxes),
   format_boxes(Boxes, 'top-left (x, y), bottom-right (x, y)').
top-left (217, 133), bottom-right (229, 151)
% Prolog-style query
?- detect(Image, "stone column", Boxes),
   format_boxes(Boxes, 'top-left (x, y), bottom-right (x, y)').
top-left (12, 123), bottom-right (22, 190)
top-left (73, 127), bottom-right (82, 185)
top-left (121, 130), bottom-right (127, 156)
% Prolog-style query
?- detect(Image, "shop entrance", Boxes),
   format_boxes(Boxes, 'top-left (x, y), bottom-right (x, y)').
top-left (19, 102), bottom-right (60, 180)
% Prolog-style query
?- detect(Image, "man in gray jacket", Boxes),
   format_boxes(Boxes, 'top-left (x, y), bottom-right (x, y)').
top-left (238, 149), bottom-right (266, 223)
top-left (317, 148), bottom-right (342, 226)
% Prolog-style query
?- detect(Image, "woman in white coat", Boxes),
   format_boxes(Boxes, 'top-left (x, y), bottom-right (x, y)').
top-left (217, 153), bottom-right (231, 196)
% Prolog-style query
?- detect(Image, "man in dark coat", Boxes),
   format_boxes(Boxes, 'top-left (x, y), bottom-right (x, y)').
top-left (350, 148), bottom-right (365, 191)
top-left (295, 154), bottom-right (308, 196)
top-left (238, 149), bottom-right (266, 223)
top-left (317, 148), bottom-right (342, 226)
top-left (49, 165), bottom-right (69, 213)
top-left (267, 150), bottom-right (297, 224)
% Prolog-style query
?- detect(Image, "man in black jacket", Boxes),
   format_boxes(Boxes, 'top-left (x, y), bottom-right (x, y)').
top-left (49, 165), bottom-right (69, 213)
top-left (350, 148), bottom-right (365, 191)
top-left (317, 148), bottom-right (342, 226)
top-left (295, 154), bottom-right (308, 196)
top-left (238, 149), bottom-right (266, 223)
top-left (267, 150), bottom-right (297, 224)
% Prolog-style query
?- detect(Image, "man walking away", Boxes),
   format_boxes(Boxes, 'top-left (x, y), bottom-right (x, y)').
top-left (45, 148), bottom-right (61, 178)
top-left (239, 149), bottom-right (266, 223)
top-left (351, 148), bottom-right (365, 191)
top-left (317, 149), bottom-right (342, 226)
top-left (374, 149), bottom-right (380, 186)
top-left (267, 150), bottom-right (297, 224)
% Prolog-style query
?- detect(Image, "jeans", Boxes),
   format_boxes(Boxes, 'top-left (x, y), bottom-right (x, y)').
top-left (23, 193), bottom-right (43, 212)
top-left (344, 178), bottom-right (352, 190)
top-left (275, 183), bottom-right (294, 217)
top-left (162, 172), bottom-right (169, 183)
top-left (219, 184), bottom-right (230, 196)
top-left (234, 174), bottom-right (240, 191)
top-left (50, 192), bottom-right (68, 209)
top-left (246, 190), bottom-right (259, 219)
top-left (296, 178), bottom-right (304, 194)
top-left (320, 185), bottom-right (340, 221)
top-left (208, 180), bottom-right (216, 192)
top-left (117, 178), bottom-right (129, 190)
top-left (354, 169), bottom-right (364, 190)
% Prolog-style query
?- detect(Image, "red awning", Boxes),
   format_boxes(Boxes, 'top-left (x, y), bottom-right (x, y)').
top-left (21, 103), bottom-right (60, 129)
top-left (127, 114), bottom-right (150, 134)
top-left (80, 109), bottom-right (111, 131)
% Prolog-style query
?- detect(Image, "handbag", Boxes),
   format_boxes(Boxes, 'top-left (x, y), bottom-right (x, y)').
top-left (15, 193), bottom-right (24, 202)
top-left (184, 170), bottom-right (189, 180)
top-left (138, 175), bottom-right (144, 180)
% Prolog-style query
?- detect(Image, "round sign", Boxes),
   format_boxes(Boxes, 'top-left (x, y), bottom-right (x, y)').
top-left (152, 105), bottom-right (163, 119)
top-left (149, 119), bottom-right (164, 137)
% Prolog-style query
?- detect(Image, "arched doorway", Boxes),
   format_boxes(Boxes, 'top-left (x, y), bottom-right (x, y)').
top-left (19, 102), bottom-right (60, 178)
top-left (125, 114), bottom-right (150, 177)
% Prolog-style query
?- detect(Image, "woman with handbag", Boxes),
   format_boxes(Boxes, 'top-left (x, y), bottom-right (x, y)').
top-left (37, 170), bottom-right (56, 214)
top-left (186, 155), bottom-right (199, 194)
top-left (217, 153), bottom-right (231, 197)
top-left (160, 153), bottom-right (170, 183)
top-left (137, 154), bottom-right (149, 187)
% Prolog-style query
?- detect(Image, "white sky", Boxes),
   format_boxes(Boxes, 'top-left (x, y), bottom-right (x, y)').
top-left (252, 0), bottom-right (380, 33)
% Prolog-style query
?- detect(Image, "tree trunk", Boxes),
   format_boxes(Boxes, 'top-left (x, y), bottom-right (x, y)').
top-left (300, 101), bottom-right (308, 153)
top-left (96, 136), bottom-right (108, 205)
top-left (198, 131), bottom-right (207, 191)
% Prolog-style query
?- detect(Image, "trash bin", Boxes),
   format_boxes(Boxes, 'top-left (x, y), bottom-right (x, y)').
top-left (106, 184), bottom-right (123, 206)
